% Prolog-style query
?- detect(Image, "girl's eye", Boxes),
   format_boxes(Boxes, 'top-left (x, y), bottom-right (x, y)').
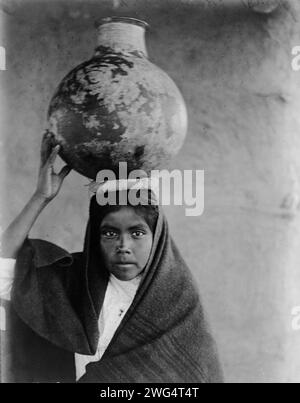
top-left (101, 231), bottom-right (117, 238)
top-left (132, 231), bottom-right (145, 238)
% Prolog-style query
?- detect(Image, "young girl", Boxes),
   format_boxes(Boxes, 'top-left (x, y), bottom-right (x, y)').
top-left (0, 133), bottom-right (223, 383)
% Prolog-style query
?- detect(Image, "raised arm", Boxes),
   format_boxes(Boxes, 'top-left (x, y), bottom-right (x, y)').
top-left (0, 132), bottom-right (71, 259)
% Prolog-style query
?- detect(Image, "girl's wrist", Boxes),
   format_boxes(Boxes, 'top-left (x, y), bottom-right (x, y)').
top-left (31, 192), bottom-right (50, 207)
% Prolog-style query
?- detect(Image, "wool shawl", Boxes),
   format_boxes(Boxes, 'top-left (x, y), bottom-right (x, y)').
top-left (5, 200), bottom-right (223, 383)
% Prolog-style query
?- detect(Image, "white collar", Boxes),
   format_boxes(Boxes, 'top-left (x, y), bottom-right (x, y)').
top-left (108, 273), bottom-right (142, 300)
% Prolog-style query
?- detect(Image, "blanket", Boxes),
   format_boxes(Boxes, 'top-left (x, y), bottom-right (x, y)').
top-left (8, 200), bottom-right (223, 383)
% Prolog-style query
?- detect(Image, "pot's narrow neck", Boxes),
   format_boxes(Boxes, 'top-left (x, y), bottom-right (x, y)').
top-left (96, 22), bottom-right (148, 57)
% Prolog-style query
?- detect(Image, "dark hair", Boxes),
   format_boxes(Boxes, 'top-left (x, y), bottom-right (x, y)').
top-left (89, 189), bottom-right (159, 234)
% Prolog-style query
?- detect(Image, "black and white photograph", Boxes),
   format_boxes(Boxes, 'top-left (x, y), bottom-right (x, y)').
top-left (1, 0), bottom-right (300, 385)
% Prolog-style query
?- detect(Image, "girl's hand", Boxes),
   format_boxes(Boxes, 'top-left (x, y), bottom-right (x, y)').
top-left (35, 131), bottom-right (72, 203)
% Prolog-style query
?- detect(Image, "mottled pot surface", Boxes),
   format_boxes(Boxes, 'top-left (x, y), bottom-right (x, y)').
top-left (48, 22), bottom-right (187, 179)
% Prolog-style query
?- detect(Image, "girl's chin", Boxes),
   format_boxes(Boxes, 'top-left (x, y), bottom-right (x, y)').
top-left (110, 268), bottom-right (140, 281)
top-left (113, 273), bottom-right (137, 281)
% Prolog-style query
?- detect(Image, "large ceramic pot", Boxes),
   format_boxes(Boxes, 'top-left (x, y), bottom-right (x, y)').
top-left (47, 17), bottom-right (188, 179)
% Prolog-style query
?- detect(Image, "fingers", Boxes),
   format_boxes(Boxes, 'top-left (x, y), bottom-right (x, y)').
top-left (58, 165), bottom-right (72, 180)
top-left (41, 131), bottom-right (56, 166)
top-left (48, 145), bottom-right (60, 167)
top-left (40, 133), bottom-right (70, 183)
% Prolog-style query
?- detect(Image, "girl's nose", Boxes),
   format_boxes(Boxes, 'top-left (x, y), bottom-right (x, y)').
top-left (117, 234), bottom-right (132, 253)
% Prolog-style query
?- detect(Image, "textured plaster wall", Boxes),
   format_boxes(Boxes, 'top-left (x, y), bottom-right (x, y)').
top-left (1, 0), bottom-right (300, 383)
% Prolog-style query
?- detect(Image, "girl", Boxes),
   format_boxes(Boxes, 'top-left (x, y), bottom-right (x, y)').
top-left (0, 133), bottom-right (223, 383)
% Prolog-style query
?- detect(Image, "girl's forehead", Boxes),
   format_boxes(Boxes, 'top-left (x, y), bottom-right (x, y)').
top-left (100, 207), bottom-right (148, 227)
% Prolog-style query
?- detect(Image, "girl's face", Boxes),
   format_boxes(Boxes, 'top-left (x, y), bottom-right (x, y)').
top-left (99, 206), bottom-right (154, 281)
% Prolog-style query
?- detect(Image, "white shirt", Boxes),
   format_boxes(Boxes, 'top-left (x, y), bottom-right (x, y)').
top-left (0, 257), bottom-right (141, 381)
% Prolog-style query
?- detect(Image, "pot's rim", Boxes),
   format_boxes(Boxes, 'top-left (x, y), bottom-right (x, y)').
top-left (96, 16), bottom-right (149, 30)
